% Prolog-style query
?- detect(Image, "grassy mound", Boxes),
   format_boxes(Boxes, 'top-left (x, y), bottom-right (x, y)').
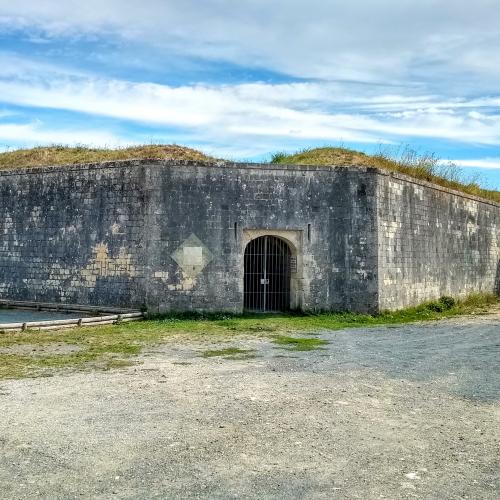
top-left (1, 144), bottom-right (498, 203)
top-left (271, 147), bottom-right (382, 168)
top-left (271, 147), bottom-right (500, 203)
top-left (0, 145), bottom-right (215, 170)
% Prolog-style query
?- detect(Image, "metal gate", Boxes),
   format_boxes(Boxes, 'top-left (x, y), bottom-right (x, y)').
top-left (244, 235), bottom-right (291, 312)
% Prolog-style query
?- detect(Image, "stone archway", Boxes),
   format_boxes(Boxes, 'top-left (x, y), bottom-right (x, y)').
top-left (244, 235), bottom-right (292, 311)
top-left (240, 229), bottom-right (303, 310)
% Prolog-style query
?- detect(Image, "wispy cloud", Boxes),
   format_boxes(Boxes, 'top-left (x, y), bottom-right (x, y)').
top-left (447, 158), bottom-right (500, 170)
top-left (1, 54), bottom-right (500, 152)
top-left (1, 1), bottom-right (500, 92)
top-left (0, 121), bottom-right (132, 150)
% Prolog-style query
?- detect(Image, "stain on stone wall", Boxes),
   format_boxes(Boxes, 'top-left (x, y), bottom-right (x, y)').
top-left (77, 242), bottom-right (137, 288)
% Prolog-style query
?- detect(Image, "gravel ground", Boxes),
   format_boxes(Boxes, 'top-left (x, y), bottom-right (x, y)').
top-left (0, 311), bottom-right (499, 499)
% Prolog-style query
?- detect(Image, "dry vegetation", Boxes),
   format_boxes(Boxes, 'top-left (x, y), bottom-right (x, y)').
top-left (271, 146), bottom-right (500, 203)
top-left (0, 144), bottom-right (498, 203)
top-left (0, 144), bottom-right (215, 170)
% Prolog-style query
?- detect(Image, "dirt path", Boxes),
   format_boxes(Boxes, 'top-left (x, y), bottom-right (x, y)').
top-left (0, 311), bottom-right (499, 499)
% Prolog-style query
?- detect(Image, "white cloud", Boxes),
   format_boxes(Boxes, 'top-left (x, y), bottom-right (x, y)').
top-left (0, 0), bottom-right (500, 92)
top-left (1, 55), bottom-right (500, 149)
top-left (0, 57), bottom-right (500, 145)
top-left (445, 158), bottom-right (500, 170)
top-left (0, 121), bottom-right (131, 149)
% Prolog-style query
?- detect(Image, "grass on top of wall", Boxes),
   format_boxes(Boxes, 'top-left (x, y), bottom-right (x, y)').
top-left (271, 146), bottom-right (500, 203)
top-left (2, 143), bottom-right (499, 203)
top-left (0, 293), bottom-right (497, 381)
top-left (0, 144), bottom-right (216, 170)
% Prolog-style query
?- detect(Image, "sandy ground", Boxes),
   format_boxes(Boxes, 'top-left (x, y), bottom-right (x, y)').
top-left (0, 311), bottom-right (499, 499)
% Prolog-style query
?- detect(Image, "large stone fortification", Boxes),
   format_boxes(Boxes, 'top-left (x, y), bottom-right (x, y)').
top-left (0, 159), bottom-right (498, 313)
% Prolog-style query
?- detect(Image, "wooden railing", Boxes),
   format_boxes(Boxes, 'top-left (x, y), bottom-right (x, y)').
top-left (0, 300), bottom-right (144, 332)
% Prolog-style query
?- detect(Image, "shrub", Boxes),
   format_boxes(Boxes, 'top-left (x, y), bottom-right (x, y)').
top-left (425, 296), bottom-right (456, 312)
top-left (439, 296), bottom-right (456, 310)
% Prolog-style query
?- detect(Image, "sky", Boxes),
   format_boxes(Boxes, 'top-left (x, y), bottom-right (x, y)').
top-left (0, 0), bottom-right (499, 188)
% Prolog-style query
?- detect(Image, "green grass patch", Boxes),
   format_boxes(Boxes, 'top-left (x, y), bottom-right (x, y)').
top-left (272, 335), bottom-right (328, 351)
top-left (0, 293), bottom-right (496, 380)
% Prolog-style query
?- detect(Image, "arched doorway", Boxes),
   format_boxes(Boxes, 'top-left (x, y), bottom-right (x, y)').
top-left (244, 235), bottom-right (291, 311)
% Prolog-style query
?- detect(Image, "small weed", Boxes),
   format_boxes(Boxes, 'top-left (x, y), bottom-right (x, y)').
top-left (225, 353), bottom-right (258, 360)
top-left (247, 324), bottom-right (277, 332)
top-left (272, 335), bottom-right (328, 351)
top-left (270, 151), bottom-right (289, 163)
top-left (102, 359), bottom-right (135, 370)
top-left (202, 347), bottom-right (255, 358)
top-left (460, 292), bottom-right (498, 309)
top-left (90, 343), bottom-right (142, 355)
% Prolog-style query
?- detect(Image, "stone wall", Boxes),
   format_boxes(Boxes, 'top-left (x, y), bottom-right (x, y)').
top-left (144, 163), bottom-right (378, 313)
top-left (376, 170), bottom-right (500, 310)
top-left (0, 161), bottom-right (379, 313)
top-left (0, 162), bottom-right (150, 307)
top-left (1, 160), bottom-right (497, 313)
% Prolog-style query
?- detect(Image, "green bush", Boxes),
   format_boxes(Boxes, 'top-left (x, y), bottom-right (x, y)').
top-left (426, 301), bottom-right (445, 312)
top-left (439, 296), bottom-right (456, 309)
top-left (426, 296), bottom-right (456, 312)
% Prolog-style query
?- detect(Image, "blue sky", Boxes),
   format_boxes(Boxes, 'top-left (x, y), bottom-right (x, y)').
top-left (0, 1), bottom-right (499, 189)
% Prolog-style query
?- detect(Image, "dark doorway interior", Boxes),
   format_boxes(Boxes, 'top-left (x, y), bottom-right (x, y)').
top-left (244, 235), bottom-right (291, 312)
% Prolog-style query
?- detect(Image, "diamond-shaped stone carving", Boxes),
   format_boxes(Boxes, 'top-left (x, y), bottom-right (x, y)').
top-left (171, 233), bottom-right (214, 278)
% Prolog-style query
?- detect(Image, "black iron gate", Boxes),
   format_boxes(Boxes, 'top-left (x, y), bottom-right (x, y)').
top-left (244, 236), bottom-right (291, 312)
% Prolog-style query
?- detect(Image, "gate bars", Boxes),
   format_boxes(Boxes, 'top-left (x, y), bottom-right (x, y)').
top-left (244, 235), bottom-right (291, 312)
